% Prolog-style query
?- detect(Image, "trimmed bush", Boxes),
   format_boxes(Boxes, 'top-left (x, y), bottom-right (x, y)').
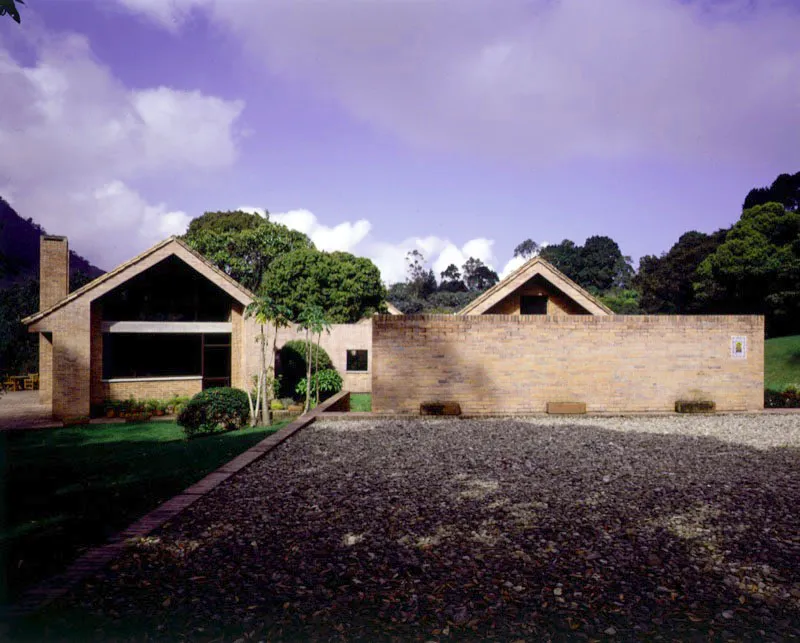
top-left (764, 386), bottom-right (800, 408)
top-left (278, 340), bottom-right (333, 399)
top-left (177, 387), bottom-right (250, 438)
top-left (296, 369), bottom-right (343, 402)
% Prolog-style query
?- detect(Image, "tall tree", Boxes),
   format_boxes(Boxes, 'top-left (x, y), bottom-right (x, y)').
top-left (439, 264), bottom-right (467, 293)
top-left (262, 248), bottom-right (386, 323)
top-left (635, 229), bottom-right (729, 313)
top-left (578, 236), bottom-right (634, 293)
top-left (244, 294), bottom-right (291, 426)
top-left (539, 240), bottom-right (582, 282)
top-left (405, 250), bottom-right (437, 299)
top-left (183, 210), bottom-right (314, 293)
top-left (462, 257), bottom-right (499, 292)
top-left (0, 0), bottom-right (24, 23)
top-left (297, 304), bottom-right (327, 413)
top-left (513, 239), bottom-right (539, 260)
top-left (694, 202), bottom-right (800, 336)
top-left (743, 171), bottom-right (800, 212)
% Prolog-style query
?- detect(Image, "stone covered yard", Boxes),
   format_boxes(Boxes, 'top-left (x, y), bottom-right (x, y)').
top-left (27, 415), bottom-right (800, 641)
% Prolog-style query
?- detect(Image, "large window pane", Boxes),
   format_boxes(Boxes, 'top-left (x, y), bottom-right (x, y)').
top-left (103, 334), bottom-right (202, 379)
top-left (346, 349), bottom-right (368, 372)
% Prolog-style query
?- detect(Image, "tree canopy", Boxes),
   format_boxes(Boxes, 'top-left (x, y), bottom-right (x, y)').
top-left (0, 0), bottom-right (24, 23)
top-left (694, 202), bottom-right (800, 336)
top-left (539, 236), bottom-right (632, 294)
top-left (183, 210), bottom-right (313, 293)
top-left (743, 171), bottom-right (800, 213)
top-left (261, 248), bottom-right (386, 323)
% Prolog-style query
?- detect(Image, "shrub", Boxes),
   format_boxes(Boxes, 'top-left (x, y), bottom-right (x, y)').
top-left (278, 340), bottom-right (333, 399)
top-left (296, 369), bottom-right (343, 402)
top-left (764, 386), bottom-right (800, 408)
top-left (177, 388), bottom-right (250, 438)
top-left (270, 399), bottom-right (285, 411)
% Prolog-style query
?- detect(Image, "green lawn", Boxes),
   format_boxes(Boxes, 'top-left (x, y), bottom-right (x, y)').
top-left (765, 335), bottom-right (800, 390)
top-left (350, 393), bottom-right (372, 412)
top-left (0, 420), bottom-right (285, 603)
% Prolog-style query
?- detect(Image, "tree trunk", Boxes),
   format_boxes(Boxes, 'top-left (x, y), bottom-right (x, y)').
top-left (267, 320), bottom-right (280, 425)
top-left (304, 329), bottom-right (312, 413)
top-left (315, 330), bottom-right (321, 406)
top-left (260, 323), bottom-right (270, 426)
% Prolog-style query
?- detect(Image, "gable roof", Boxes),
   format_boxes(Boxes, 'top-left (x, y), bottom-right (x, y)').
top-left (22, 236), bottom-right (256, 326)
top-left (458, 256), bottom-right (613, 316)
top-left (385, 302), bottom-right (403, 315)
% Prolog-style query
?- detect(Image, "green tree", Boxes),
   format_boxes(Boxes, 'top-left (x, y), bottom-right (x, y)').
top-left (262, 248), bottom-right (385, 323)
top-left (513, 239), bottom-right (539, 260)
top-left (635, 229), bottom-right (729, 313)
top-left (694, 202), bottom-right (800, 336)
top-left (244, 294), bottom-right (291, 426)
top-left (0, 0), bottom-right (24, 23)
top-left (539, 239), bottom-right (582, 281)
top-left (296, 304), bottom-right (328, 413)
top-left (462, 257), bottom-right (499, 291)
top-left (386, 282), bottom-right (426, 314)
top-left (404, 250), bottom-right (437, 299)
top-left (183, 210), bottom-right (313, 293)
top-left (439, 264), bottom-right (466, 293)
top-left (743, 171), bottom-right (800, 212)
top-left (599, 289), bottom-right (641, 314)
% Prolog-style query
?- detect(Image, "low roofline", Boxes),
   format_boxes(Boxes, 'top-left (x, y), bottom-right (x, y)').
top-left (22, 236), bottom-right (256, 326)
top-left (458, 256), bottom-right (614, 316)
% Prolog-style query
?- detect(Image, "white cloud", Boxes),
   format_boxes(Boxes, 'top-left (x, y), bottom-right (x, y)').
top-left (240, 206), bottom-right (505, 285)
top-left (118, 0), bottom-right (800, 166)
top-left (0, 30), bottom-right (244, 269)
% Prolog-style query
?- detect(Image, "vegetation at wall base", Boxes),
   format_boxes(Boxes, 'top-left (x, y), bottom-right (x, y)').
top-left (0, 420), bottom-right (286, 602)
top-left (764, 335), bottom-right (800, 391)
top-left (295, 369), bottom-right (343, 402)
top-left (177, 388), bottom-right (251, 438)
top-left (764, 387), bottom-right (800, 408)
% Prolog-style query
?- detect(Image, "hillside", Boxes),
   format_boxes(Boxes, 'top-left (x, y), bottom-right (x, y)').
top-left (0, 197), bottom-right (104, 287)
top-left (765, 335), bottom-right (800, 391)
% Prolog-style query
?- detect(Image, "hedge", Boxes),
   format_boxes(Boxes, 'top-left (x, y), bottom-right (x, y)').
top-left (177, 387), bottom-right (250, 438)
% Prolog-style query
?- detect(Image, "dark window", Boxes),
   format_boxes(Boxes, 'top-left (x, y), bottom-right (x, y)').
top-left (520, 295), bottom-right (548, 315)
top-left (103, 334), bottom-right (202, 379)
top-left (346, 349), bottom-right (368, 372)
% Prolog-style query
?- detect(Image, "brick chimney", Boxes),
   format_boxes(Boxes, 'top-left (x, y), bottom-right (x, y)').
top-left (40, 235), bottom-right (69, 311)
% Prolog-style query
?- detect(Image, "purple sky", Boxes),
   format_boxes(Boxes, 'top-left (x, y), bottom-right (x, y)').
top-left (1, 0), bottom-right (798, 284)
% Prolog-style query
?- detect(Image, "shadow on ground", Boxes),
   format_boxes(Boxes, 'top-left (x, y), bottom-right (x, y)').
top-left (8, 418), bottom-right (800, 641)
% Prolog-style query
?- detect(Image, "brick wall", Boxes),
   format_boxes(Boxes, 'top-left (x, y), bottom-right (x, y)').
top-left (102, 378), bottom-right (202, 401)
top-left (38, 333), bottom-right (53, 405)
top-left (373, 315), bottom-right (764, 414)
top-left (231, 303), bottom-right (244, 390)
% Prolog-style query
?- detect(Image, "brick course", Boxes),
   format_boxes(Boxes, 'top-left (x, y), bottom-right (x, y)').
top-left (373, 315), bottom-right (764, 414)
top-left (102, 378), bottom-right (202, 401)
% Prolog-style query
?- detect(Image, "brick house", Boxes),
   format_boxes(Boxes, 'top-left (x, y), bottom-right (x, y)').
top-left (22, 236), bottom-right (378, 422)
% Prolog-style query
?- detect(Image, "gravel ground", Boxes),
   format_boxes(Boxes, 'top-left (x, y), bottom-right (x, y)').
top-left (27, 414), bottom-right (800, 642)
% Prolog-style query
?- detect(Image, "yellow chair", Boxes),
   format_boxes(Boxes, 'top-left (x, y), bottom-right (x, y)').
top-left (24, 373), bottom-right (38, 391)
top-left (2, 376), bottom-right (14, 392)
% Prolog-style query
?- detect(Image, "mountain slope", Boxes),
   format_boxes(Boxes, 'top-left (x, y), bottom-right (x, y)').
top-left (0, 197), bottom-right (104, 287)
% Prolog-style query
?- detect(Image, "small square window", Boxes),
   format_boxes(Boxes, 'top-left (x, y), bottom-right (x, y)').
top-left (520, 295), bottom-right (548, 315)
top-left (347, 349), bottom-right (368, 372)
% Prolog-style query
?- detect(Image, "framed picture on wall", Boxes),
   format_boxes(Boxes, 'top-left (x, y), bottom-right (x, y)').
top-left (731, 336), bottom-right (747, 359)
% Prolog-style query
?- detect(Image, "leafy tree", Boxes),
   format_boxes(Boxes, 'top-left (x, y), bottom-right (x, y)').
top-left (386, 282), bottom-right (426, 314)
top-left (262, 248), bottom-right (386, 323)
top-left (244, 294), bottom-right (291, 426)
top-left (694, 202), bottom-right (800, 336)
top-left (743, 171), bottom-right (800, 212)
top-left (539, 240), bottom-right (582, 281)
top-left (513, 239), bottom-right (539, 260)
top-left (540, 236), bottom-right (632, 294)
top-left (404, 250), bottom-right (437, 299)
top-left (462, 257), bottom-right (499, 292)
top-left (599, 289), bottom-right (641, 314)
top-left (0, 0), bottom-right (24, 23)
top-left (439, 264), bottom-right (467, 293)
top-left (635, 229), bottom-right (729, 313)
top-left (296, 304), bottom-right (328, 413)
top-left (183, 210), bottom-right (314, 293)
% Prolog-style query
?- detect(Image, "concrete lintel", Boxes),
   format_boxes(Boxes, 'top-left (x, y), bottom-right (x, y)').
top-left (102, 321), bottom-right (232, 334)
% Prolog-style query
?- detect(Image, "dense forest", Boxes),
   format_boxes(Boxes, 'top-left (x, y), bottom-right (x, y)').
top-left (0, 170), bottom-right (798, 375)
